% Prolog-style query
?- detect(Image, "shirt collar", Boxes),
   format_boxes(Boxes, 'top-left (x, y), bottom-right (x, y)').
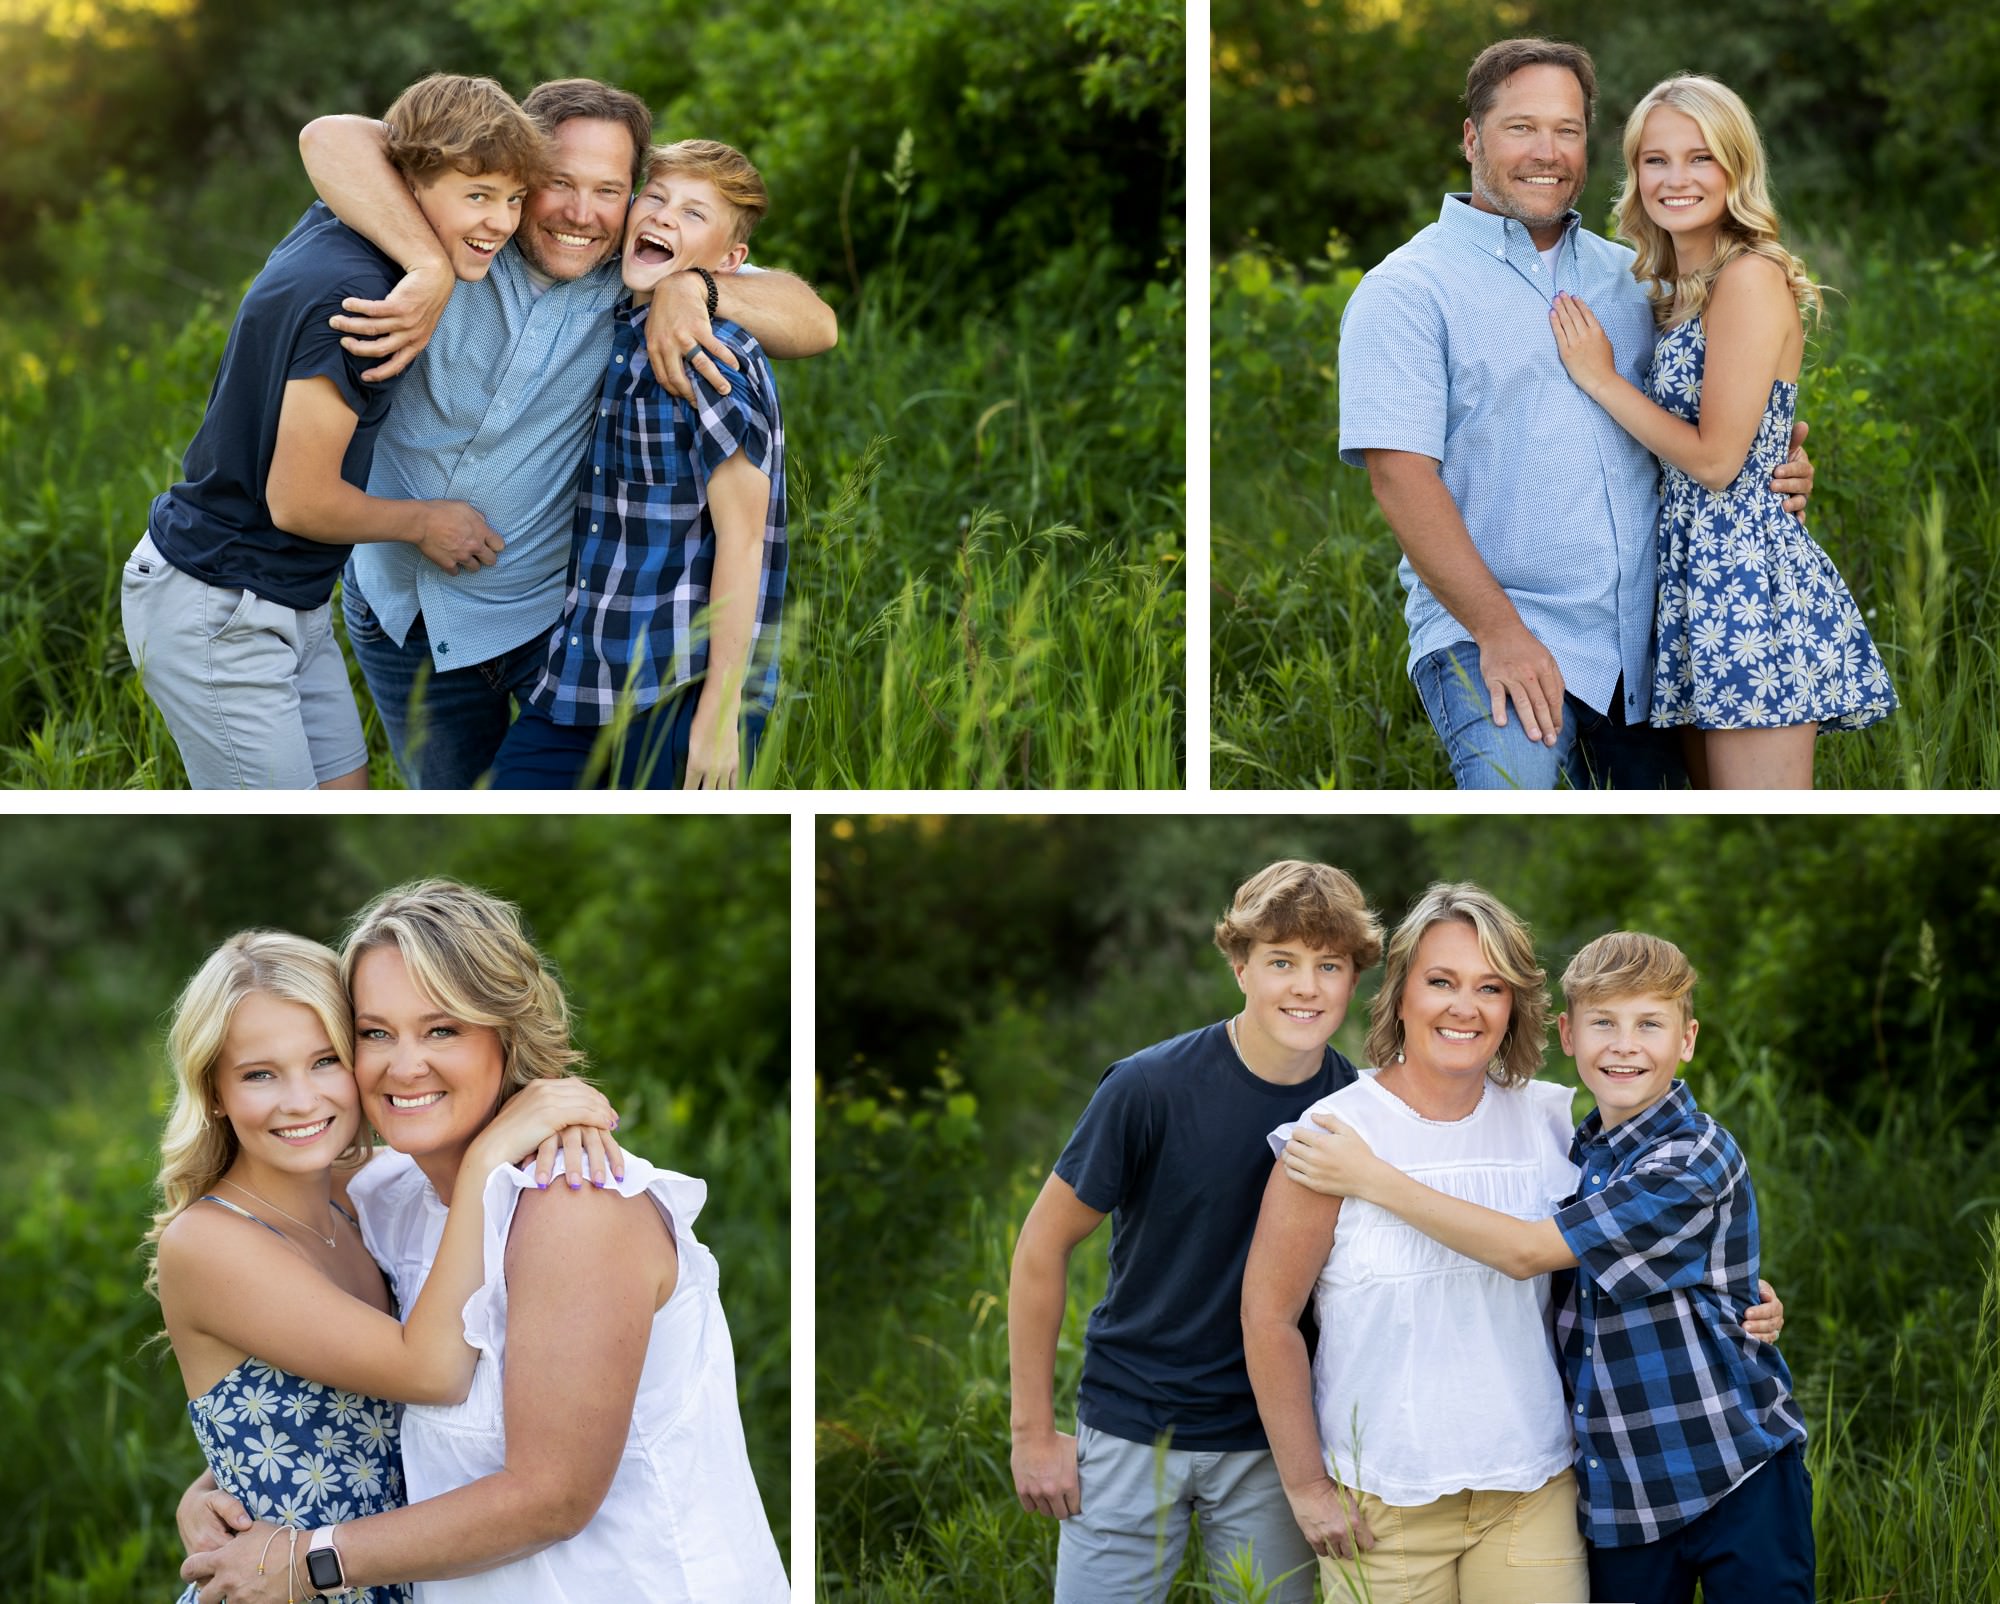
top-left (1437, 192), bottom-right (1582, 261)
top-left (1572, 1077), bottom-right (1697, 1159)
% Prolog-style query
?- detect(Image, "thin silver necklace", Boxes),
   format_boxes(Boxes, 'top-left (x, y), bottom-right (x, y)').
top-left (220, 1177), bottom-right (337, 1248)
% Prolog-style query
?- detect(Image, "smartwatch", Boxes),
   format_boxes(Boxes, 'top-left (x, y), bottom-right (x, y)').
top-left (305, 1525), bottom-right (347, 1596)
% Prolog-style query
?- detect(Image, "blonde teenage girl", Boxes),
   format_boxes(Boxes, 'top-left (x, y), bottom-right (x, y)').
top-left (1546, 75), bottom-right (1894, 788)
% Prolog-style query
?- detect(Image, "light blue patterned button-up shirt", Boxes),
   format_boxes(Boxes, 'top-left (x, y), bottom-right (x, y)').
top-left (354, 243), bottom-right (628, 670)
top-left (1339, 195), bottom-right (1662, 718)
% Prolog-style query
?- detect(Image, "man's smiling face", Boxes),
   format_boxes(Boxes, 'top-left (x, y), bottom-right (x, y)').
top-left (1463, 62), bottom-right (1589, 231)
top-left (516, 115), bottom-right (636, 280)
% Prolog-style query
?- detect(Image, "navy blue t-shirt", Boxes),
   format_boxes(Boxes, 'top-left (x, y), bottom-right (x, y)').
top-left (149, 203), bottom-right (403, 609)
top-left (1056, 1021), bottom-right (1359, 1450)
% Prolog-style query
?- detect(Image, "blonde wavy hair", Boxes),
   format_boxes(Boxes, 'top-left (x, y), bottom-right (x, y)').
top-left (1363, 882), bottom-right (1550, 1089)
top-left (1613, 75), bottom-right (1825, 330)
top-left (339, 879), bottom-right (585, 1101)
top-left (142, 931), bottom-right (367, 1301)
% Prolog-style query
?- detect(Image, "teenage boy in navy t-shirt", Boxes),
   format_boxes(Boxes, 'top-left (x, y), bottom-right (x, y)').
top-left (1007, 860), bottom-right (1383, 1604)
top-left (122, 73), bottom-right (547, 789)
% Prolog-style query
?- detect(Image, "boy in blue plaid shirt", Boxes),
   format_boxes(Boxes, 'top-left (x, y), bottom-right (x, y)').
top-left (1284, 930), bottom-right (1811, 1603)
top-left (490, 138), bottom-right (785, 789)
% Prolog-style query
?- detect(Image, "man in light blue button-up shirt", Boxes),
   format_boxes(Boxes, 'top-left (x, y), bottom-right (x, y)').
top-left (298, 78), bottom-right (835, 787)
top-left (1339, 39), bottom-right (1810, 789)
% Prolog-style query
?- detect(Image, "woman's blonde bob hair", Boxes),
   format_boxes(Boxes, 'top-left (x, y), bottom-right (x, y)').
top-left (339, 878), bottom-right (584, 1097)
top-left (1614, 74), bottom-right (1825, 330)
top-left (142, 930), bottom-right (367, 1300)
top-left (1363, 882), bottom-right (1549, 1089)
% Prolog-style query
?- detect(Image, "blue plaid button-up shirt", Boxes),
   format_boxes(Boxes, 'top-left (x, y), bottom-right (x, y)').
top-left (529, 301), bottom-right (786, 725)
top-left (1339, 195), bottom-right (1664, 718)
top-left (1552, 1081), bottom-right (1806, 1546)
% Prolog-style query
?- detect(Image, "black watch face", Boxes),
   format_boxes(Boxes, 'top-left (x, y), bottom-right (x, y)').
top-left (306, 1548), bottom-right (342, 1589)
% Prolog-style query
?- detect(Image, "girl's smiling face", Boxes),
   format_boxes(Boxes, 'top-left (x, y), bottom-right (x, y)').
top-left (214, 992), bottom-right (361, 1173)
top-left (349, 943), bottom-right (505, 1161)
top-left (1635, 103), bottom-right (1729, 242)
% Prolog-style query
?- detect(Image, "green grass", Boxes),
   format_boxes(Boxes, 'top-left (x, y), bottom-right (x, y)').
top-left (0, 249), bottom-right (1184, 790)
top-left (1211, 236), bottom-right (2000, 789)
top-left (818, 1039), bottom-right (2000, 1602)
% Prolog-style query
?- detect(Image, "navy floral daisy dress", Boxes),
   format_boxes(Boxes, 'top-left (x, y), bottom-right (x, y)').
top-left (174, 1196), bottom-right (412, 1604)
top-left (1647, 314), bottom-right (1896, 731)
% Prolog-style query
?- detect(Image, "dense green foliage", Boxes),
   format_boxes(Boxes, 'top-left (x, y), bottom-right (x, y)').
top-left (1211, 236), bottom-right (2000, 789)
top-left (818, 815), bottom-right (2000, 1600)
top-left (0, 817), bottom-right (791, 1600)
top-left (0, 0), bottom-right (1184, 789)
top-left (1212, 0), bottom-right (2000, 269)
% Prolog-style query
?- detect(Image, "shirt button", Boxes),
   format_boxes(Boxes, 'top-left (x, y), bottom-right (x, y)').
top-left (1576, 1404), bottom-right (1584, 1414)
top-left (1589, 1459), bottom-right (1599, 1469)
top-left (1495, 247), bottom-right (1505, 258)
top-left (595, 466), bottom-right (601, 475)
top-left (437, 642), bottom-right (449, 655)
top-left (1591, 1175), bottom-right (1602, 1185)
top-left (616, 354), bottom-right (624, 363)
top-left (591, 524), bottom-right (598, 532)
top-left (1585, 1345), bottom-right (1592, 1356)
top-left (570, 636), bottom-right (579, 647)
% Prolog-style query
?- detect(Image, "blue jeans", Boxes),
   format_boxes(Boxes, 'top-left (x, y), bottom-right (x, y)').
top-left (340, 564), bottom-right (548, 790)
top-left (1587, 1442), bottom-right (1815, 1604)
top-left (1411, 640), bottom-right (1689, 790)
top-left (487, 695), bottom-right (767, 790)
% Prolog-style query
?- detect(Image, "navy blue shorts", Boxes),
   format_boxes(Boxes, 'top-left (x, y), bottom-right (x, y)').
top-left (1587, 1441), bottom-right (1814, 1604)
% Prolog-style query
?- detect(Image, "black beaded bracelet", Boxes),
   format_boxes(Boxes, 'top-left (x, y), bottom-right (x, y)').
top-left (692, 266), bottom-right (719, 319)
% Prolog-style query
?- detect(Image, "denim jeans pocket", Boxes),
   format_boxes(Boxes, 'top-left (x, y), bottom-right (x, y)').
top-left (340, 579), bottom-right (389, 646)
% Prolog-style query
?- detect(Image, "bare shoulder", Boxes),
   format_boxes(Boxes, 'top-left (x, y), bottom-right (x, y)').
top-left (505, 1179), bottom-right (671, 1256)
top-left (156, 1201), bottom-right (297, 1314)
top-left (1711, 251), bottom-right (1796, 313)
top-left (505, 1181), bottom-right (677, 1306)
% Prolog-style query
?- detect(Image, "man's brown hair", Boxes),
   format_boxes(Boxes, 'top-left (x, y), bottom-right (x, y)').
top-left (382, 73), bottom-right (551, 191)
top-left (1213, 860), bottom-right (1384, 970)
top-left (522, 78), bottom-right (655, 191)
top-left (647, 139), bottom-right (770, 245)
top-left (1464, 38), bottom-right (1599, 132)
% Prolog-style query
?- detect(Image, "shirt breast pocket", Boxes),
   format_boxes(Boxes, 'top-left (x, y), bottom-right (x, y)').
top-left (614, 390), bottom-right (679, 488)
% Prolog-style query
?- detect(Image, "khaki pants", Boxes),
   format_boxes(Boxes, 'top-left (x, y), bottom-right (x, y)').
top-left (1319, 1470), bottom-right (1588, 1604)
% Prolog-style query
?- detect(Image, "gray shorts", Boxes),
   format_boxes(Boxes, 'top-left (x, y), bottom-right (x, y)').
top-left (1053, 1422), bottom-right (1315, 1604)
top-left (121, 532), bottom-right (368, 789)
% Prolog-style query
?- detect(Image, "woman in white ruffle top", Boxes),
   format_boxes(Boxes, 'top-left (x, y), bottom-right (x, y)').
top-left (1242, 882), bottom-right (1590, 1604)
top-left (178, 879), bottom-right (788, 1604)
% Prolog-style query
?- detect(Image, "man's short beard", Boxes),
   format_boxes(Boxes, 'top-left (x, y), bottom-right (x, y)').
top-left (1468, 134), bottom-right (1583, 229)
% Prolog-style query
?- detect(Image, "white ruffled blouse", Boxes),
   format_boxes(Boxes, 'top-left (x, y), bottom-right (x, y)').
top-left (347, 1147), bottom-right (788, 1603)
top-left (1269, 1071), bottom-right (1581, 1506)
